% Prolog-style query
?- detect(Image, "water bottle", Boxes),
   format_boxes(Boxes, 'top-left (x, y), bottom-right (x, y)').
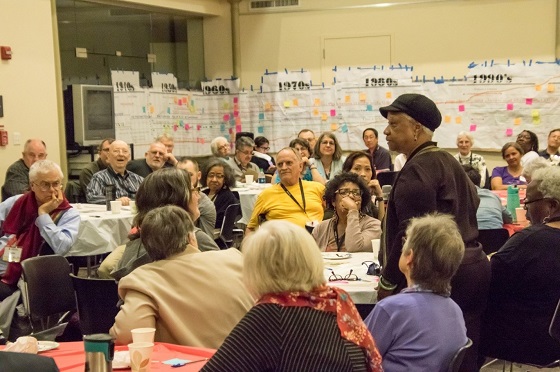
top-left (84, 334), bottom-right (114, 372)
top-left (105, 184), bottom-right (115, 211)
top-left (506, 185), bottom-right (520, 222)
top-left (258, 168), bottom-right (266, 184)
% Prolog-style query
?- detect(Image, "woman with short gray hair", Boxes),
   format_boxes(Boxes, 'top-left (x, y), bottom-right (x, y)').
top-left (454, 131), bottom-right (487, 188)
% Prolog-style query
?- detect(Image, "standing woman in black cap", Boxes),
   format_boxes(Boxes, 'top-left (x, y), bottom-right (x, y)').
top-left (376, 93), bottom-right (485, 372)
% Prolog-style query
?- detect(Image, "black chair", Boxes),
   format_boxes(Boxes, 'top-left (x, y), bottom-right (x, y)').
top-left (70, 275), bottom-right (119, 335)
top-left (448, 338), bottom-right (472, 372)
top-left (376, 171), bottom-right (398, 186)
top-left (20, 256), bottom-right (76, 340)
top-left (216, 203), bottom-right (243, 249)
top-left (477, 228), bottom-right (510, 255)
top-left (64, 180), bottom-right (86, 203)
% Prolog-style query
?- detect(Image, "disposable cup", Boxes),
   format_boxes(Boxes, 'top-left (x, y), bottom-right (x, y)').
top-left (245, 175), bottom-right (254, 184)
top-left (129, 201), bottom-right (137, 214)
top-left (128, 342), bottom-right (154, 372)
top-left (110, 200), bottom-right (122, 214)
top-left (371, 239), bottom-right (381, 262)
top-left (515, 207), bottom-right (527, 223)
top-left (131, 327), bottom-right (155, 343)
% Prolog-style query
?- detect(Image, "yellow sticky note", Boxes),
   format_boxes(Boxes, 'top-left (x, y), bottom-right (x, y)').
top-left (514, 117), bottom-right (522, 126)
top-left (548, 84), bottom-right (555, 92)
top-left (264, 102), bottom-right (272, 111)
top-left (314, 98), bottom-right (321, 106)
top-left (189, 106), bottom-right (195, 113)
top-left (455, 117), bottom-right (462, 124)
top-left (284, 100), bottom-right (291, 108)
top-left (293, 99), bottom-right (299, 106)
top-left (359, 93), bottom-right (367, 102)
top-left (330, 123), bottom-right (338, 131)
top-left (386, 92), bottom-right (392, 99)
top-left (535, 84), bottom-right (542, 91)
top-left (532, 109), bottom-right (541, 124)
top-left (444, 115), bottom-right (451, 124)
top-left (313, 109), bottom-right (319, 116)
top-left (321, 113), bottom-right (328, 121)
top-left (345, 95), bottom-right (351, 103)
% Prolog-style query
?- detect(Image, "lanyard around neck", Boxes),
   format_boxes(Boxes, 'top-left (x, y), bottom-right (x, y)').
top-left (280, 179), bottom-right (307, 215)
top-left (332, 218), bottom-right (345, 252)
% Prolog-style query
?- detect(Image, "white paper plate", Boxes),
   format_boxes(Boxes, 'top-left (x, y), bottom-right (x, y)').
top-left (321, 252), bottom-right (351, 260)
top-left (37, 341), bottom-right (59, 353)
top-left (112, 350), bottom-right (131, 369)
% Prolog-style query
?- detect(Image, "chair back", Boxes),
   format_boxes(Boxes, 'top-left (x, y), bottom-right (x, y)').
top-left (477, 228), bottom-right (510, 255)
top-left (376, 171), bottom-right (398, 186)
top-left (448, 338), bottom-right (473, 372)
top-left (70, 274), bottom-right (119, 335)
top-left (21, 256), bottom-right (76, 319)
top-left (218, 203), bottom-right (241, 248)
top-left (549, 298), bottom-right (560, 343)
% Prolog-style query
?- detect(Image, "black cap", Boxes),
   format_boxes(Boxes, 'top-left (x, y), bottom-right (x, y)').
top-left (379, 93), bottom-right (442, 132)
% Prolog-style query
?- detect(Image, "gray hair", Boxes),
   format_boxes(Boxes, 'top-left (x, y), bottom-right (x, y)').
top-left (457, 131), bottom-right (474, 146)
top-left (522, 157), bottom-right (551, 181)
top-left (235, 136), bottom-right (255, 150)
top-left (141, 205), bottom-right (195, 261)
top-left (155, 133), bottom-right (174, 142)
top-left (400, 113), bottom-right (433, 137)
top-left (210, 136), bottom-right (229, 157)
top-left (28, 160), bottom-right (63, 182)
top-left (532, 166), bottom-right (560, 200)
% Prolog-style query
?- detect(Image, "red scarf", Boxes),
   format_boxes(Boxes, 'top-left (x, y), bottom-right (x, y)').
top-left (258, 285), bottom-right (383, 372)
top-left (1, 192), bottom-right (71, 285)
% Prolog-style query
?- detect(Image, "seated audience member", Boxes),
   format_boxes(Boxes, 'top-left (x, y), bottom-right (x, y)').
top-left (110, 205), bottom-right (253, 348)
top-left (516, 129), bottom-right (540, 167)
top-left (480, 167), bottom-right (560, 366)
top-left (539, 128), bottom-right (560, 161)
top-left (202, 220), bottom-right (382, 372)
top-left (251, 136), bottom-right (276, 174)
top-left (312, 173), bottom-right (381, 252)
top-left (297, 129), bottom-right (317, 154)
top-left (86, 140), bottom-right (143, 206)
top-left (0, 352), bottom-right (60, 372)
top-left (79, 138), bottom-right (114, 195)
top-left (522, 157), bottom-right (551, 184)
top-left (246, 148), bottom-right (324, 235)
top-left (0, 160), bottom-right (79, 300)
top-left (156, 133), bottom-right (178, 166)
top-left (2, 139), bottom-right (47, 201)
top-left (201, 158), bottom-right (238, 228)
top-left (455, 131), bottom-right (488, 188)
top-left (365, 213), bottom-right (468, 371)
top-left (99, 168), bottom-right (219, 280)
top-left (126, 141), bottom-right (169, 177)
top-left (311, 132), bottom-right (346, 184)
top-left (491, 142), bottom-right (527, 190)
top-left (363, 128), bottom-right (392, 173)
top-left (342, 152), bottom-right (385, 221)
top-left (210, 136), bottom-right (231, 160)
top-left (226, 136), bottom-right (260, 182)
top-left (393, 153), bottom-right (407, 171)
top-left (176, 157), bottom-right (216, 238)
top-left (463, 165), bottom-right (512, 229)
top-left (272, 138), bottom-right (320, 183)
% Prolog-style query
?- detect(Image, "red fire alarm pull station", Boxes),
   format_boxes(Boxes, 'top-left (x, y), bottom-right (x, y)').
top-left (1, 46), bottom-right (12, 60)
top-left (0, 126), bottom-right (8, 146)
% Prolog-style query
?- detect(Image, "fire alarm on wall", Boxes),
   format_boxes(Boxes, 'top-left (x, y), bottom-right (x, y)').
top-left (1, 46), bottom-right (12, 60)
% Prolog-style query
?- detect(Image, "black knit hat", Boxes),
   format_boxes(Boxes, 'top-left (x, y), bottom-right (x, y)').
top-left (379, 93), bottom-right (442, 132)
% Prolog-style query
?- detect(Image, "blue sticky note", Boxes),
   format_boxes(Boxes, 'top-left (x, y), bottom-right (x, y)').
top-left (341, 123), bottom-right (348, 133)
top-left (258, 126), bottom-right (264, 133)
top-left (366, 104), bottom-right (373, 111)
top-left (258, 112), bottom-right (265, 120)
top-left (167, 107), bottom-right (171, 114)
top-left (220, 124), bottom-right (226, 132)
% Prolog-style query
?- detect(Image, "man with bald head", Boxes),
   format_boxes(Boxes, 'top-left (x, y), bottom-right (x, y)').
top-left (2, 139), bottom-right (47, 201)
top-left (126, 142), bottom-right (170, 177)
top-left (246, 147), bottom-right (324, 236)
top-left (86, 140), bottom-right (143, 205)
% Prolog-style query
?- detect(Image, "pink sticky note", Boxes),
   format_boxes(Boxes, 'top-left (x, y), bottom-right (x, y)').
top-left (233, 110), bottom-right (239, 118)
top-left (233, 97), bottom-right (239, 103)
top-left (199, 138), bottom-right (205, 144)
top-left (458, 105), bottom-right (465, 112)
top-left (469, 124), bottom-right (477, 132)
top-left (178, 100), bottom-right (183, 106)
top-left (526, 98), bottom-right (533, 105)
top-left (330, 109), bottom-right (336, 117)
top-left (173, 125), bottom-right (178, 131)
top-left (506, 128), bottom-right (513, 136)
top-left (196, 125), bottom-right (201, 131)
top-left (235, 124), bottom-right (242, 133)
top-left (223, 114), bottom-right (230, 122)
top-left (507, 103), bottom-right (514, 111)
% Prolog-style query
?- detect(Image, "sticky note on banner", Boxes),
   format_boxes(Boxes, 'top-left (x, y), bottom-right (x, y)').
top-left (455, 117), bottom-right (462, 124)
top-left (184, 124), bottom-right (191, 130)
top-left (330, 109), bottom-right (336, 117)
top-left (293, 99), bottom-right (299, 106)
top-left (284, 100), bottom-right (291, 108)
top-left (321, 113), bottom-right (328, 121)
top-left (526, 98), bottom-right (533, 105)
top-left (220, 124), bottom-right (226, 132)
top-left (548, 84), bottom-right (555, 92)
top-left (458, 105), bottom-right (465, 112)
top-left (314, 98), bottom-right (321, 106)
top-left (359, 93), bottom-right (367, 102)
top-left (142, 106), bottom-right (146, 113)
top-left (258, 113), bottom-right (265, 120)
top-left (235, 125), bottom-right (242, 133)
top-left (330, 123), bottom-right (338, 131)
top-left (514, 118), bottom-right (522, 126)
top-left (233, 110), bottom-right (239, 118)
top-left (345, 95), bottom-right (351, 103)
top-left (444, 115), bottom-right (451, 124)
top-left (173, 124), bottom-right (178, 131)
top-left (313, 109), bottom-right (319, 116)
top-left (341, 123), bottom-right (348, 133)
top-left (535, 84), bottom-right (542, 91)
top-left (386, 92), bottom-right (392, 99)
top-left (233, 97), bottom-right (239, 104)
top-left (149, 106), bottom-right (155, 114)
top-left (177, 100), bottom-right (182, 106)
top-left (223, 114), bottom-right (230, 122)
top-left (167, 107), bottom-right (171, 114)
top-left (469, 124), bottom-right (477, 132)
top-left (507, 103), bottom-right (514, 111)
top-left (506, 128), bottom-right (513, 136)
top-left (235, 117), bottom-right (241, 125)
top-left (258, 126), bottom-right (264, 134)
top-left (196, 125), bottom-right (201, 131)
top-left (532, 110), bottom-right (541, 124)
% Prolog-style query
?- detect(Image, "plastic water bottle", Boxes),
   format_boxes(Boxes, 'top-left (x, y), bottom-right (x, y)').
top-left (258, 169), bottom-right (266, 184)
top-left (105, 184), bottom-right (115, 211)
top-left (506, 185), bottom-right (520, 222)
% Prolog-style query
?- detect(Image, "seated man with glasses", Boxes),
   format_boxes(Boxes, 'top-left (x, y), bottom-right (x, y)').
top-left (126, 141), bottom-right (172, 178)
top-left (0, 160), bottom-right (80, 300)
top-left (246, 147), bottom-right (324, 236)
top-left (226, 136), bottom-right (260, 182)
top-left (2, 139), bottom-right (47, 201)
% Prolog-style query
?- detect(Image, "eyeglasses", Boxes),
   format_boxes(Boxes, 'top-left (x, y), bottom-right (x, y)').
top-left (33, 181), bottom-right (62, 192)
top-left (321, 141), bottom-right (335, 146)
top-left (329, 269), bottom-right (359, 282)
top-left (208, 173), bottom-right (225, 180)
top-left (237, 150), bottom-right (253, 156)
top-left (190, 186), bottom-right (201, 194)
top-left (218, 144), bottom-right (230, 150)
top-left (523, 197), bottom-right (550, 210)
top-left (258, 146), bottom-right (270, 151)
top-left (336, 189), bottom-right (362, 198)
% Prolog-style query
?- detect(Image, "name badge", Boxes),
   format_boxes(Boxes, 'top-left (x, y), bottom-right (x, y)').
top-left (2, 246), bottom-right (23, 263)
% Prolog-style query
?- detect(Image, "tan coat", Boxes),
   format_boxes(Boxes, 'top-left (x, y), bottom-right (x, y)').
top-left (110, 245), bottom-right (254, 348)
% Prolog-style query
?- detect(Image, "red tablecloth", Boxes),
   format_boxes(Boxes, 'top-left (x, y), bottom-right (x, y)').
top-left (41, 341), bottom-right (215, 371)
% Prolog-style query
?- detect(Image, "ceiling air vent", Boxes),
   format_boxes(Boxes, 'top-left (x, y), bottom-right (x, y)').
top-left (250, 0), bottom-right (300, 11)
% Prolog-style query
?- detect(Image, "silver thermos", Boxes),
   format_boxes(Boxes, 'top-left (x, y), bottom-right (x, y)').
top-left (84, 334), bottom-right (115, 372)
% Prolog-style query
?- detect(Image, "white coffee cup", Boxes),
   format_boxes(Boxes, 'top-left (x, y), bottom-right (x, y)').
top-left (129, 201), bottom-right (137, 214)
top-left (371, 239), bottom-right (381, 263)
top-left (110, 200), bottom-right (122, 214)
top-left (131, 327), bottom-right (156, 343)
top-left (515, 207), bottom-right (527, 223)
top-left (245, 175), bottom-right (254, 184)
top-left (128, 342), bottom-right (154, 372)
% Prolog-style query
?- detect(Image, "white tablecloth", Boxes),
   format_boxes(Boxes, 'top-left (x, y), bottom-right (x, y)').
top-left (66, 203), bottom-right (134, 257)
top-left (323, 252), bottom-right (378, 305)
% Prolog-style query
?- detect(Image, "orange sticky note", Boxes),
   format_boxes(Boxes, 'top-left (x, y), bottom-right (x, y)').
top-left (314, 98), bottom-right (321, 106)
top-left (264, 102), bottom-right (272, 111)
top-left (455, 117), bottom-right (462, 124)
top-left (359, 93), bottom-right (367, 102)
top-left (548, 84), bottom-right (555, 92)
top-left (321, 113), bottom-right (328, 121)
top-left (330, 123), bottom-right (338, 131)
top-left (293, 99), bottom-right (299, 106)
top-left (535, 84), bottom-right (542, 91)
top-left (313, 109), bottom-right (319, 116)
top-left (514, 118), bottom-right (522, 126)
top-left (386, 92), bottom-right (392, 99)
top-left (345, 95), bottom-right (351, 103)
top-left (444, 115), bottom-right (451, 124)
top-left (149, 106), bottom-right (155, 114)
